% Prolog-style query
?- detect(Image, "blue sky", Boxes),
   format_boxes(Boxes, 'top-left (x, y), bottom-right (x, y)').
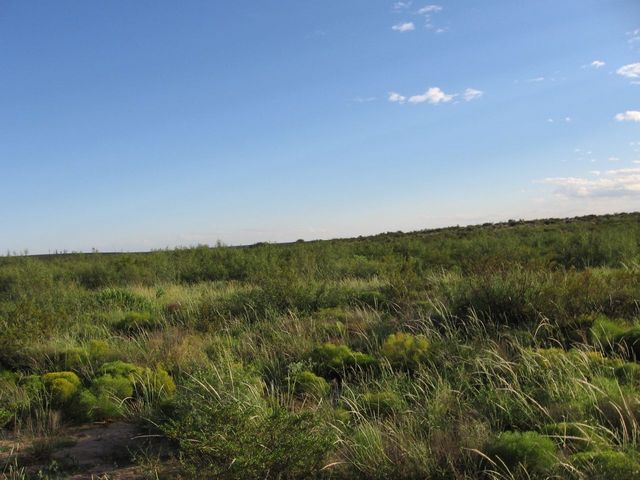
top-left (1, 1), bottom-right (639, 253)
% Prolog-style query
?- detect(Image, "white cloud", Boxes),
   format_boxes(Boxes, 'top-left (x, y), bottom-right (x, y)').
top-left (527, 76), bottom-right (545, 83)
top-left (589, 60), bottom-right (606, 68)
top-left (392, 22), bottom-right (415, 32)
top-left (463, 88), bottom-right (483, 101)
top-left (417, 5), bottom-right (442, 14)
top-left (628, 29), bottom-right (640, 46)
top-left (388, 92), bottom-right (406, 103)
top-left (615, 111), bottom-right (640, 122)
top-left (393, 1), bottom-right (412, 10)
top-left (408, 87), bottom-right (453, 104)
top-left (542, 168), bottom-right (640, 197)
top-left (353, 96), bottom-right (376, 103)
top-left (609, 157), bottom-right (620, 162)
top-left (617, 63), bottom-right (640, 79)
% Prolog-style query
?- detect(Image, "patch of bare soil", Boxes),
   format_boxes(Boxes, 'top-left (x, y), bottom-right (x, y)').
top-left (1, 422), bottom-right (168, 479)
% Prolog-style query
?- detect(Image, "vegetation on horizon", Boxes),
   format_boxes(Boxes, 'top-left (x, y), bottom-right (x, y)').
top-left (1, 212), bottom-right (640, 478)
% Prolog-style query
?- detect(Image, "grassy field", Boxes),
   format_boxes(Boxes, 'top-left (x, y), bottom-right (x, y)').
top-left (2, 212), bottom-right (640, 479)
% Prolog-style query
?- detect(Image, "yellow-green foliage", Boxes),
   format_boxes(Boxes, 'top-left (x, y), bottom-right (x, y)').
top-left (311, 343), bottom-right (376, 377)
top-left (42, 371), bottom-right (81, 405)
top-left (62, 347), bottom-right (89, 369)
top-left (485, 431), bottom-right (557, 476)
top-left (571, 450), bottom-right (640, 480)
top-left (382, 332), bottom-right (430, 371)
top-left (87, 339), bottom-right (111, 362)
top-left (361, 391), bottom-right (403, 417)
top-left (293, 371), bottom-right (330, 398)
top-left (100, 360), bottom-right (144, 379)
top-left (542, 422), bottom-right (608, 452)
top-left (93, 374), bottom-right (134, 399)
top-left (149, 365), bottom-right (177, 398)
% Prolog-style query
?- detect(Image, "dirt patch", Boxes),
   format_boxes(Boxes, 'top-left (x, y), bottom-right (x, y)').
top-left (1, 422), bottom-right (158, 479)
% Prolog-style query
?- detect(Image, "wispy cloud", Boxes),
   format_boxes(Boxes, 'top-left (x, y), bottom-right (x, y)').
top-left (352, 96), bottom-right (377, 103)
top-left (588, 60), bottom-right (606, 68)
top-left (417, 5), bottom-right (442, 14)
top-left (389, 86), bottom-right (483, 105)
top-left (542, 168), bottom-right (640, 197)
top-left (393, 1), bottom-right (413, 10)
top-left (628, 29), bottom-right (640, 47)
top-left (617, 63), bottom-right (640, 79)
top-left (408, 87), bottom-right (453, 104)
top-left (615, 111), bottom-right (640, 122)
top-left (388, 92), bottom-right (407, 103)
top-left (392, 22), bottom-right (415, 32)
top-left (526, 76), bottom-right (546, 83)
top-left (463, 88), bottom-right (484, 101)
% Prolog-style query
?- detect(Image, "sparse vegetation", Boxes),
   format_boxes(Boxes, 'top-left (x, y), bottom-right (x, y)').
top-left (1, 212), bottom-right (640, 478)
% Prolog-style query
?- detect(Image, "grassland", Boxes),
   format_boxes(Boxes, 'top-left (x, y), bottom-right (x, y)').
top-left (1, 212), bottom-right (640, 479)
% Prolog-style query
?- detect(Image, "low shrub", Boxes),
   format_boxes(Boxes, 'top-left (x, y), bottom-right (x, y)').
top-left (571, 450), bottom-right (640, 480)
top-left (613, 327), bottom-right (640, 361)
top-left (484, 431), bottom-right (557, 476)
top-left (361, 391), bottom-right (403, 417)
top-left (42, 371), bottom-right (81, 406)
top-left (311, 343), bottom-right (377, 378)
top-left (293, 370), bottom-right (330, 398)
top-left (542, 422), bottom-right (608, 452)
top-left (113, 311), bottom-right (161, 333)
top-left (382, 332), bottom-right (430, 371)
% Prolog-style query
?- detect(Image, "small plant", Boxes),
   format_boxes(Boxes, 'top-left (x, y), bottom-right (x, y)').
top-left (113, 311), bottom-right (161, 333)
top-left (381, 332), bottom-right (430, 371)
top-left (613, 327), bottom-right (640, 360)
top-left (41, 372), bottom-right (81, 406)
top-left (542, 422), bottom-right (608, 452)
top-left (292, 370), bottom-right (330, 398)
top-left (484, 431), bottom-right (557, 476)
top-left (360, 391), bottom-right (403, 417)
top-left (310, 343), bottom-right (377, 378)
top-left (571, 450), bottom-right (640, 480)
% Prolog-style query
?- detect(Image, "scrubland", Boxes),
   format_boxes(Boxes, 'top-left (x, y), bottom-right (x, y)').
top-left (2, 212), bottom-right (640, 479)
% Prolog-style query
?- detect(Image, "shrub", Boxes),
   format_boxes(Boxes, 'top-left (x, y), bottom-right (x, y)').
top-left (42, 372), bottom-right (81, 406)
top-left (311, 343), bottom-right (377, 378)
top-left (113, 311), bottom-right (161, 333)
top-left (149, 365), bottom-right (177, 398)
top-left (614, 362), bottom-right (640, 385)
top-left (542, 422), bottom-right (608, 452)
top-left (162, 372), bottom-right (334, 479)
top-left (361, 391), bottom-right (403, 417)
top-left (613, 327), bottom-right (640, 360)
top-left (293, 370), bottom-right (330, 398)
top-left (571, 450), bottom-right (640, 480)
top-left (93, 374), bottom-right (134, 399)
top-left (484, 431), bottom-right (557, 476)
top-left (589, 316), bottom-right (628, 347)
top-left (100, 361), bottom-right (144, 379)
top-left (382, 332), bottom-right (430, 371)
top-left (87, 339), bottom-right (112, 362)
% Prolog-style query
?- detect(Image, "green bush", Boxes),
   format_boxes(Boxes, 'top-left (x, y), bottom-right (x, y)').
top-left (293, 370), bottom-right (330, 398)
top-left (485, 431), bottom-right (557, 476)
top-left (590, 316), bottom-right (628, 347)
top-left (613, 327), bottom-right (640, 360)
top-left (361, 391), bottom-right (403, 417)
top-left (162, 373), bottom-right (334, 479)
top-left (100, 360), bottom-right (144, 379)
top-left (571, 450), bottom-right (640, 480)
top-left (382, 332), bottom-right (430, 371)
top-left (113, 311), bottom-right (161, 333)
top-left (542, 422), bottom-right (608, 452)
top-left (42, 371), bottom-right (81, 406)
top-left (311, 343), bottom-right (377, 378)
top-left (93, 374), bottom-right (134, 399)
top-left (614, 362), bottom-right (640, 385)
